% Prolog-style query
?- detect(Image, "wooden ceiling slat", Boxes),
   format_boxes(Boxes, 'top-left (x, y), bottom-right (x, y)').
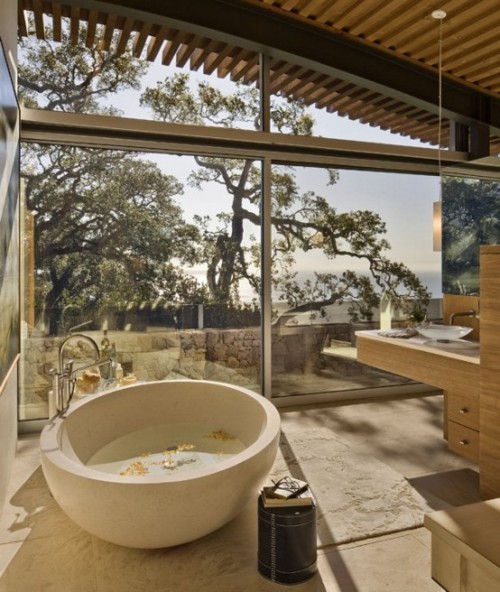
top-left (269, 59), bottom-right (297, 80)
top-left (85, 8), bottom-right (98, 48)
top-left (374, 109), bottom-right (431, 132)
top-left (314, 83), bottom-right (358, 110)
top-left (270, 62), bottom-right (303, 85)
top-left (101, 13), bottom-right (117, 51)
top-left (33, 0), bottom-right (45, 39)
top-left (51, 2), bottom-right (62, 42)
top-left (176, 35), bottom-right (204, 68)
top-left (357, 101), bottom-right (421, 126)
top-left (354, 0), bottom-right (415, 40)
top-left (285, 71), bottom-right (330, 99)
top-left (281, 0), bottom-right (302, 10)
top-left (314, 0), bottom-right (357, 26)
top-left (115, 18), bottom-right (135, 55)
top-left (132, 22), bottom-right (152, 58)
top-left (337, 0), bottom-right (392, 35)
top-left (446, 37), bottom-right (500, 77)
top-left (330, 0), bottom-right (372, 31)
top-left (305, 78), bottom-right (348, 103)
top-left (190, 40), bottom-right (225, 71)
top-left (146, 25), bottom-right (169, 62)
top-left (411, 5), bottom-right (500, 64)
top-left (297, 0), bottom-right (331, 19)
top-left (274, 66), bottom-right (310, 93)
top-left (443, 31), bottom-right (500, 72)
top-left (161, 35), bottom-right (183, 66)
top-left (69, 5), bottom-right (80, 45)
top-left (17, 0), bottom-right (500, 152)
top-left (230, 55), bottom-right (259, 82)
top-left (18, 2), bottom-right (28, 38)
top-left (161, 37), bottom-right (182, 66)
top-left (458, 56), bottom-right (500, 82)
top-left (397, 0), bottom-right (494, 59)
top-left (335, 90), bottom-right (385, 116)
top-left (203, 44), bottom-right (235, 75)
top-left (217, 48), bottom-right (254, 78)
top-left (470, 70), bottom-right (500, 90)
top-left (32, 0), bottom-right (45, 41)
top-left (242, 64), bottom-right (260, 85)
top-left (389, 123), bottom-right (435, 142)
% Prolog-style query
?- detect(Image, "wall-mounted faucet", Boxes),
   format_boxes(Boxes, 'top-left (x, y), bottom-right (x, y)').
top-left (48, 333), bottom-right (112, 415)
top-left (449, 309), bottom-right (478, 325)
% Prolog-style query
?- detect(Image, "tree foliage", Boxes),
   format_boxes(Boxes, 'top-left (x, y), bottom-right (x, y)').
top-left (19, 25), bottom-right (148, 113)
top-left (442, 177), bottom-right (500, 295)
top-left (19, 27), bottom-right (431, 333)
top-left (19, 26), bottom-right (203, 333)
top-left (141, 72), bottom-right (430, 319)
top-left (22, 143), bottom-right (203, 332)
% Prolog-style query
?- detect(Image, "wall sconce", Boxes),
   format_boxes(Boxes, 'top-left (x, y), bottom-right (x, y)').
top-left (433, 200), bottom-right (442, 251)
top-left (432, 9), bottom-right (446, 253)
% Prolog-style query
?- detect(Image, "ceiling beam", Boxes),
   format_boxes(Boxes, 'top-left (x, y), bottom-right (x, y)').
top-left (21, 107), bottom-right (480, 177)
top-left (84, 0), bottom-right (500, 136)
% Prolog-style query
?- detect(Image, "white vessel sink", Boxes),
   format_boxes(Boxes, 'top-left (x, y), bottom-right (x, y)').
top-left (417, 324), bottom-right (473, 341)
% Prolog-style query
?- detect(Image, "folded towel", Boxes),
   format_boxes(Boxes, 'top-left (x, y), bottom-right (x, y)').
top-left (377, 328), bottom-right (418, 339)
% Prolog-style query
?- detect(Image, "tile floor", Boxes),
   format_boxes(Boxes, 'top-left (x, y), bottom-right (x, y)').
top-left (0, 392), bottom-right (481, 591)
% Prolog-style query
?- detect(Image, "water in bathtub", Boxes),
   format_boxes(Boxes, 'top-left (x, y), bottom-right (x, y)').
top-left (86, 424), bottom-right (246, 476)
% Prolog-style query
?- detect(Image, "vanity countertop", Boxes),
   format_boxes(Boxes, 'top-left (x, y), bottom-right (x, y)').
top-left (356, 330), bottom-right (479, 393)
top-left (356, 330), bottom-right (480, 364)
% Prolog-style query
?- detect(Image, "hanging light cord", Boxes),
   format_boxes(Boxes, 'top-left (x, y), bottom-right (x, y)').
top-left (432, 10), bottom-right (446, 200)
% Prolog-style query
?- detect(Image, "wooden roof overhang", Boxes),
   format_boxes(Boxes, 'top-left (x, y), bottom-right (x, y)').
top-left (17, 0), bottom-right (500, 160)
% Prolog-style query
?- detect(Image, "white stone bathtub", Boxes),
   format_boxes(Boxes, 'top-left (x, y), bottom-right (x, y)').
top-left (40, 380), bottom-right (280, 548)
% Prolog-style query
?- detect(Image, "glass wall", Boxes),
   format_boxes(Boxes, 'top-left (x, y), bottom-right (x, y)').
top-left (442, 176), bottom-right (500, 295)
top-left (19, 147), bottom-right (262, 420)
top-left (270, 164), bottom-right (441, 398)
top-left (17, 13), bottom-right (445, 421)
top-left (18, 16), bottom-right (260, 130)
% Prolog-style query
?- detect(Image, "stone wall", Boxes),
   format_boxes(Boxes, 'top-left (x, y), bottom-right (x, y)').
top-left (20, 324), bottom-right (343, 416)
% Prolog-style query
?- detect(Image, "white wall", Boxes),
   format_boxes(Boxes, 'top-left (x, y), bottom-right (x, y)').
top-left (0, 0), bottom-right (19, 519)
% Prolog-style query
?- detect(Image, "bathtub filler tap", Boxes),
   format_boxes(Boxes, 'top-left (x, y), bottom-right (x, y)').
top-left (49, 333), bottom-right (112, 414)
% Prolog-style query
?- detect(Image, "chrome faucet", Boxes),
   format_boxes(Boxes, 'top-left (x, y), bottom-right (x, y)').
top-left (449, 309), bottom-right (478, 324)
top-left (49, 333), bottom-right (111, 414)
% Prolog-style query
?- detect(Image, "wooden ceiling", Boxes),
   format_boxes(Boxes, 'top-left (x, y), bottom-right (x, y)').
top-left (17, 0), bottom-right (500, 154)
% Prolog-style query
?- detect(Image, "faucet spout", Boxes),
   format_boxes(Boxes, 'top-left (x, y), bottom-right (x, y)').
top-left (449, 309), bottom-right (477, 325)
top-left (51, 333), bottom-right (107, 415)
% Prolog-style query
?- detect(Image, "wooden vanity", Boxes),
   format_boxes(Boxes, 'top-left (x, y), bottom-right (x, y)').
top-left (357, 246), bottom-right (500, 500)
top-left (356, 331), bottom-right (480, 463)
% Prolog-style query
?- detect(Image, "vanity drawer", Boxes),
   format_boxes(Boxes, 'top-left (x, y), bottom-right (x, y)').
top-left (448, 421), bottom-right (479, 464)
top-left (448, 393), bottom-right (479, 430)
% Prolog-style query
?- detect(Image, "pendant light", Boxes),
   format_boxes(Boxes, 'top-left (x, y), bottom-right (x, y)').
top-left (432, 9), bottom-right (446, 252)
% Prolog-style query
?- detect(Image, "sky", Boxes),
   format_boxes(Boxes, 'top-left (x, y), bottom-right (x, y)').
top-left (17, 25), bottom-right (444, 301)
top-left (17, 23), bottom-right (444, 301)
top-left (101, 59), bottom-right (442, 296)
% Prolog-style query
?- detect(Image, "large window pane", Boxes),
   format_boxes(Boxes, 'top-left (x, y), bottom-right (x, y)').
top-left (269, 58), bottom-right (434, 148)
top-left (270, 164), bottom-right (441, 398)
top-left (18, 17), bottom-right (259, 129)
top-left (442, 176), bottom-right (500, 295)
top-left (19, 146), bottom-right (261, 420)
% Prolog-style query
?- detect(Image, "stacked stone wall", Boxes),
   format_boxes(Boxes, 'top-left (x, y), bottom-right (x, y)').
top-left (20, 324), bottom-right (345, 415)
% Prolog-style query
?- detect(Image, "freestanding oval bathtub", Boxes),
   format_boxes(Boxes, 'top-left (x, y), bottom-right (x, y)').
top-left (40, 380), bottom-right (280, 549)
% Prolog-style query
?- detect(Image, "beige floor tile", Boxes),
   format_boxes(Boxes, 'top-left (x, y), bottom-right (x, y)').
top-left (0, 394), bottom-right (475, 592)
top-left (0, 529), bottom-right (97, 592)
top-left (317, 532), bottom-right (444, 592)
top-left (6, 436), bottom-right (42, 495)
top-left (92, 501), bottom-right (325, 592)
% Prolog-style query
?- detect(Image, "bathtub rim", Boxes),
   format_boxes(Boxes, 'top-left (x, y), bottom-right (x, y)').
top-left (40, 379), bottom-right (281, 485)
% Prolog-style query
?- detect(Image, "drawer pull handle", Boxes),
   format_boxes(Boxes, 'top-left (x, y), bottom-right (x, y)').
top-left (459, 439), bottom-right (469, 446)
top-left (459, 407), bottom-right (469, 414)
